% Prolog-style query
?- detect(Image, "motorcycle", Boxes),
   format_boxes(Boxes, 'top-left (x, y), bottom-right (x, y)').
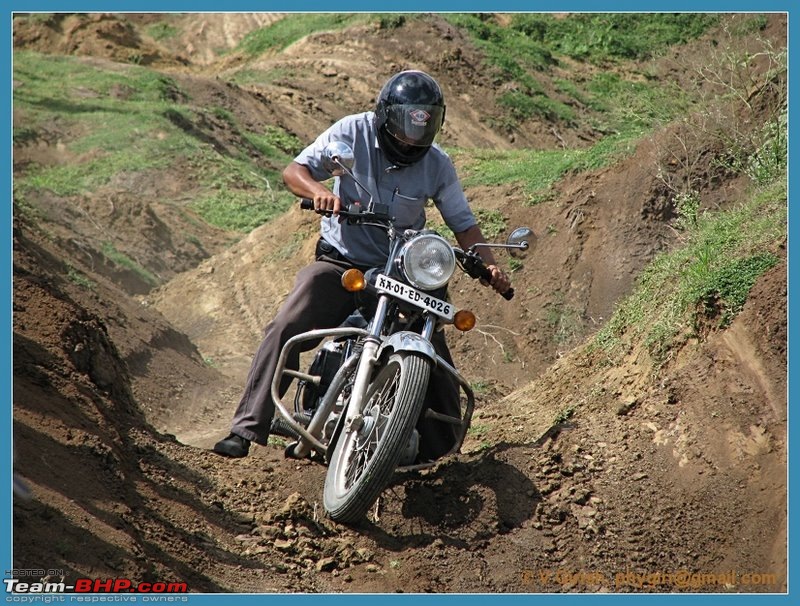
top-left (270, 140), bottom-right (532, 524)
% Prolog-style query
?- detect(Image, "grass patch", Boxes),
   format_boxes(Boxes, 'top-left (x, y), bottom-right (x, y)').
top-left (191, 181), bottom-right (295, 233)
top-left (516, 13), bottom-right (719, 63)
top-left (185, 146), bottom-right (295, 232)
top-left (146, 22), bottom-right (179, 41)
top-left (426, 207), bottom-right (506, 242)
top-left (693, 252), bottom-right (779, 328)
top-left (593, 176), bottom-right (786, 368)
top-left (498, 89), bottom-right (576, 124)
top-left (66, 265), bottom-right (96, 290)
top-left (444, 13), bottom-right (714, 131)
top-left (236, 14), bottom-right (368, 56)
top-left (244, 125), bottom-right (303, 160)
top-left (101, 242), bottom-right (159, 286)
top-left (14, 52), bottom-right (198, 197)
top-left (451, 130), bottom-right (637, 195)
top-left (474, 208), bottom-right (507, 240)
top-left (235, 13), bottom-right (423, 57)
top-left (14, 51), bottom-right (297, 235)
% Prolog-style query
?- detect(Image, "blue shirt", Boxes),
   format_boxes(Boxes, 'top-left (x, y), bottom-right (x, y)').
top-left (293, 111), bottom-right (476, 267)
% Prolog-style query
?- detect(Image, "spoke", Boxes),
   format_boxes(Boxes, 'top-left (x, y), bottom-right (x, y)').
top-left (342, 365), bottom-right (402, 490)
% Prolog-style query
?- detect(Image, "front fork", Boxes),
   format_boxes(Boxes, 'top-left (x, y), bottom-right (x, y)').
top-left (342, 296), bottom-right (438, 431)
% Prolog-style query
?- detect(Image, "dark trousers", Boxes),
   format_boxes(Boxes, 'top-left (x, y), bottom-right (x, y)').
top-left (230, 255), bottom-right (460, 459)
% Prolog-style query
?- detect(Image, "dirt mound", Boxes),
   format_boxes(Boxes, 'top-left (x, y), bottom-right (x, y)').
top-left (11, 13), bottom-right (787, 594)
top-left (13, 228), bottom-right (787, 591)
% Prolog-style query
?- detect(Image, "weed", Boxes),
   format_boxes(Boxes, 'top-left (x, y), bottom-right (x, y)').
top-left (545, 295), bottom-right (584, 346)
top-left (498, 90), bottom-right (576, 124)
top-left (508, 258), bottom-right (524, 273)
top-left (475, 209), bottom-right (507, 240)
top-left (525, 189), bottom-right (556, 207)
top-left (66, 265), bottom-right (96, 290)
top-left (13, 126), bottom-right (39, 145)
top-left (470, 380), bottom-right (491, 394)
top-left (745, 111), bottom-right (787, 186)
top-left (211, 106), bottom-right (235, 124)
top-left (554, 404), bottom-right (577, 425)
top-left (467, 423), bottom-right (490, 437)
top-left (268, 435), bottom-right (288, 448)
top-left (13, 195), bottom-right (41, 226)
top-left (378, 14), bottom-right (407, 29)
top-left (537, 13), bottom-right (719, 63)
top-left (657, 20), bottom-right (787, 194)
top-left (674, 190), bottom-right (701, 231)
top-left (101, 242), bottom-right (158, 286)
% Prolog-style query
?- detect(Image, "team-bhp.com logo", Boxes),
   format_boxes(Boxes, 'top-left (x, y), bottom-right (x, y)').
top-left (4, 574), bottom-right (188, 594)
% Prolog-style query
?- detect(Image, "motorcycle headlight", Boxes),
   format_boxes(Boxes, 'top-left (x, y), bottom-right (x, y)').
top-left (397, 233), bottom-right (456, 290)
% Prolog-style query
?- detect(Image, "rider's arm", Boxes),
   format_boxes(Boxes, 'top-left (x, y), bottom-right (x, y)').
top-left (283, 162), bottom-right (341, 214)
top-left (454, 225), bottom-right (511, 294)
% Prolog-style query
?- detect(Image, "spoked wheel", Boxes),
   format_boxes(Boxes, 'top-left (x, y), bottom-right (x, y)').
top-left (323, 352), bottom-right (430, 524)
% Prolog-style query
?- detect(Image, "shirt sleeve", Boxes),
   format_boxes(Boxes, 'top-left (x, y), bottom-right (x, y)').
top-left (293, 117), bottom-right (354, 181)
top-left (432, 152), bottom-right (476, 234)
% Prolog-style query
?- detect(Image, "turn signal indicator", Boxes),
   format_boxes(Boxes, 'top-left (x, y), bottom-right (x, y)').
top-left (453, 310), bottom-right (476, 332)
top-left (341, 269), bottom-right (366, 292)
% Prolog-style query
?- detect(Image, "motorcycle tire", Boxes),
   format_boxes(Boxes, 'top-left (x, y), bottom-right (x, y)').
top-left (323, 352), bottom-right (430, 524)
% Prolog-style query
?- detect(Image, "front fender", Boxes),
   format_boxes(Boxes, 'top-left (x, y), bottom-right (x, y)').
top-left (377, 331), bottom-right (437, 363)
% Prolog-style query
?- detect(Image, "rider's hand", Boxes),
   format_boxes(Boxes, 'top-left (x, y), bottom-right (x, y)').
top-left (483, 264), bottom-right (511, 295)
top-left (313, 191), bottom-right (341, 214)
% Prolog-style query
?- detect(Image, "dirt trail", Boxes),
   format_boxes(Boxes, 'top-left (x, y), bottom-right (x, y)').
top-left (11, 13), bottom-right (787, 594)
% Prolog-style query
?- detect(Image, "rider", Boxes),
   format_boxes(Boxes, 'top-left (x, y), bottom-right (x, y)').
top-left (213, 69), bottom-right (511, 459)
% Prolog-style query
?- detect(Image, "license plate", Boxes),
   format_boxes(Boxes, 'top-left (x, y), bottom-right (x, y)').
top-left (374, 274), bottom-right (454, 321)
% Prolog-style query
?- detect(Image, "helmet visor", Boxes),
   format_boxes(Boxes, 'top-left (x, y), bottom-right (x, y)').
top-left (383, 104), bottom-right (445, 147)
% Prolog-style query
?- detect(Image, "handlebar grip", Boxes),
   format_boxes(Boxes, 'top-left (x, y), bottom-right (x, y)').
top-left (300, 199), bottom-right (314, 210)
top-left (477, 263), bottom-right (515, 300)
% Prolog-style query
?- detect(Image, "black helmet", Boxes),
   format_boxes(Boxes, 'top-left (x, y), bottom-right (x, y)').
top-left (375, 70), bottom-right (446, 166)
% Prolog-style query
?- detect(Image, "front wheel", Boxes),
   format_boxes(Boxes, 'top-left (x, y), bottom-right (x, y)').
top-left (323, 352), bottom-right (430, 524)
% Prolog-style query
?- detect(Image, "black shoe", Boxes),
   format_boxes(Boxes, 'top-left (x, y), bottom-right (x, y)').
top-left (212, 433), bottom-right (250, 458)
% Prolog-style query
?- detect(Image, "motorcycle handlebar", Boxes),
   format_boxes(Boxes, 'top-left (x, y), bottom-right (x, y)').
top-left (299, 198), bottom-right (392, 222)
top-left (301, 199), bottom-right (513, 300)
